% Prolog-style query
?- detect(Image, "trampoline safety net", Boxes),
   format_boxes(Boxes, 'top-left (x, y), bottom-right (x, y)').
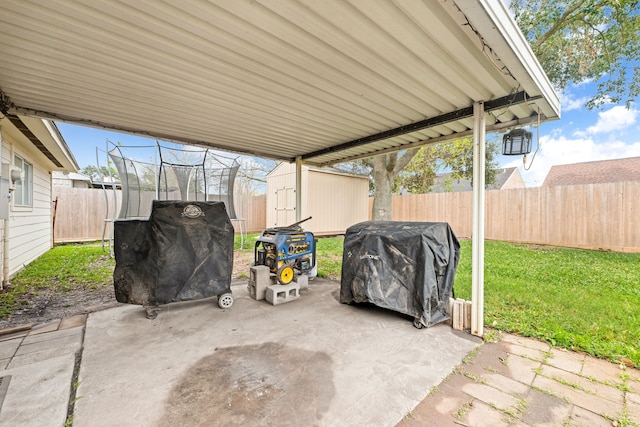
top-left (107, 142), bottom-right (240, 220)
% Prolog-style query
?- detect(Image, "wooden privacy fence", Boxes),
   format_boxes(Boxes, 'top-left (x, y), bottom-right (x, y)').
top-left (53, 187), bottom-right (120, 243)
top-left (370, 181), bottom-right (640, 252)
top-left (53, 187), bottom-right (267, 243)
top-left (55, 182), bottom-right (640, 251)
top-left (235, 195), bottom-right (267, 234)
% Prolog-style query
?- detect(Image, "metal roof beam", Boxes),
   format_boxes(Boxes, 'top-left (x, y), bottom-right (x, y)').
top-left (311, 113), bottom-right (546, 167)
top-left (299, 91), bottom-right (538, 162)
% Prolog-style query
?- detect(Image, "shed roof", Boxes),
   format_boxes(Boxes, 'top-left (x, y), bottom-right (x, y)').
top-left (542, 157), bottom-right (640, 187)
top-left (0, 0), bottom-right (559, 166)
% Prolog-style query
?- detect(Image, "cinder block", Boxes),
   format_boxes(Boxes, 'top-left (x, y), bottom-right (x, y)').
top-left (248, 266), bottom-right (271, 300)
top-left (265, 283), bottom-right (300, 305)
top-left (296, 274), bottom-right (308, 289)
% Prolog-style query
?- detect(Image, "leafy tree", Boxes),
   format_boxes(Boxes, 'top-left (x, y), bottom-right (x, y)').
top-left (395, 148), bottom-right (438, 194)
top-left (79, 165), bottom-right (119, 181)
top-left (397, 138), bottom-right (501, 194)
top-left (510, 0), bottom-right (639, 108)
top-left (235, 158), bottom-right (278, 196)
top-left (434, 138), bottom-right (500, 191)
top-left (365, 0), bottom-right (638, 219)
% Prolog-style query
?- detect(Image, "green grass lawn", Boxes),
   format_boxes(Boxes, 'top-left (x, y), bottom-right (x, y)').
top-left (2, 236), bottom-right (638, 366)
top-left (0, 243), bottom-right (113, 318)
top-left (454, 240), bottom-right (640, 366)
top-left (311, 236), bottom-right (640, 367)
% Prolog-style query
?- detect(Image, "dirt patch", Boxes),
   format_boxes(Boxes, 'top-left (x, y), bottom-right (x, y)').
top-left (0, 285), bottom-right (118, 331)
top-left (0, 249), bottom-right (254, 331)
top-left (232, 250), bottom-right (254, 279)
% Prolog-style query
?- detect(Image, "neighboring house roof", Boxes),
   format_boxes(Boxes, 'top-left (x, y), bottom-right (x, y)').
top-left (428, 167), bottom-right (524, 193)
top-left (52, 171), bottom-right (92, 183)
top-left (542, 157), bottom-right (640, 187)
top-left (1, 114), bottom-right (78, 172)
top-left (53, 172), bottom-right (122, 189)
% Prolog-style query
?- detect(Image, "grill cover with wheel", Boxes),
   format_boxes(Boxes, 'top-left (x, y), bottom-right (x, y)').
top-left (113, 201), bottom-right (234, 306)
top-left (340, 221), bottom-right (459, 328)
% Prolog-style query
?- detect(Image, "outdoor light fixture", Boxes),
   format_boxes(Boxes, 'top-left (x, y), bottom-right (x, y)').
top-left (502, 128), bottom-right (533, 156)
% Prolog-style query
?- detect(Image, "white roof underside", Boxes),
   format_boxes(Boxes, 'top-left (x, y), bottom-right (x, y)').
top-left (0, 0), bottom-right (559, 166)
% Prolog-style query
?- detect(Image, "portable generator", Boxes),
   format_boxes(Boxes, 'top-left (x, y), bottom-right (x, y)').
top-left (254, 217), bottom-right (316, 285)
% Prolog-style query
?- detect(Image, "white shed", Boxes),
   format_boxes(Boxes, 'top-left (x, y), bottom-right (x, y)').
top-left (266, 163), bottom-right (369, 235)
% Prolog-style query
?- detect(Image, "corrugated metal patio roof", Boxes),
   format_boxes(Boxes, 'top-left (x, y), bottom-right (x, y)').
top-left (0, 0), bottom-right (559, 166)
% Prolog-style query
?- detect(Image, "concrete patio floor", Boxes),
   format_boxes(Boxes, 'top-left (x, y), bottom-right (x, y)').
top-left (73, 278), bottom-right (480, 426)
top-left (0, 278), bottom-right (637, 426)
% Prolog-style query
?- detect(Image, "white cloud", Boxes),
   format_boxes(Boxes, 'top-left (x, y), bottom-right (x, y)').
top-left (502, 133), bottom-right (640, 187)
top-left (586, 106), bottom-right (638, 134)
top-left (559, 91), bottom-right (588, 111)
top-left (574, 77), bottom-right (595, 86)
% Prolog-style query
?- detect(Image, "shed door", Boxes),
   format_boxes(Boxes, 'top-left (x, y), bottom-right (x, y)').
top-left (274, 186), bottom-right (296, 226)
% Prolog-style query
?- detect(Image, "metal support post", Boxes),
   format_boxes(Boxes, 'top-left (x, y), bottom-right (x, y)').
top-left (471, 101), bottom-right (486, 337)
top-left (295, 156), bottom-right (302, 222)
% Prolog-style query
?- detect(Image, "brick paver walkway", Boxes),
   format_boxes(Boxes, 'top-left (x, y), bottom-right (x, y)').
top-left (398, 331), bottom-right (640, 426)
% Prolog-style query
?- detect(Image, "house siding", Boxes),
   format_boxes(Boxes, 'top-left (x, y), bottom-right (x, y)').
top-left (52, 177), bottom-right (73, 187)
top-left (0, 137), bottom-right (8, 283)
top-left (7, 142), bottom-right (54, 278)
top-left (501, 170), bottom-right (525, 189)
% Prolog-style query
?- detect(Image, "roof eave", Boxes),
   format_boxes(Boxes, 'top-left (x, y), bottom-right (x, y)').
top-left (3, 115), bottom-right (79, 172)
top-left (458, 0), bottom-right (560, 119)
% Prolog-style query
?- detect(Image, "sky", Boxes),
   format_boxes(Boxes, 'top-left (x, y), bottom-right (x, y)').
top-left (500, 82), bottom-right (640, 186)
top-left (57, 76), bottom-right (640, 189)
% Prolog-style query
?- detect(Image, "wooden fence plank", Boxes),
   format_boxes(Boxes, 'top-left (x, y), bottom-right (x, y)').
top-left (54, 183), bottom-right (640, 251)
top-left (53, 188), bottom-right (267, 243)
top-left (236, 194), bottom-right (267, 233)
top-left (370, 182), bottom-right (640, 252)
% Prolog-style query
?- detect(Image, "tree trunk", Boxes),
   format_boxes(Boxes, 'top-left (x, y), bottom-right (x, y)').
top-left (371, 155), bottom-right (395, 221)
top-left (368, 149), bottom-right (419, 221)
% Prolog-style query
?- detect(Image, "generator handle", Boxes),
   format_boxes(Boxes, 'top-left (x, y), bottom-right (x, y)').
top-left (263, 216), bottom-right (312, 234)
top-left (288, 216), bottom-right (312, 228)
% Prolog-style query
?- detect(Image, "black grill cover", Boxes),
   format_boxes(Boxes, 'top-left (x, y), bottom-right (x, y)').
top-left (340, 221), bottom-right (459, 328)
top-left (114, 201), bottom-right (234, 306)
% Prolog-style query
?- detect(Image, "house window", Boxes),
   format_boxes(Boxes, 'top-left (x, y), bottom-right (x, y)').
top-left (13, 154), bottom-right (33, 207)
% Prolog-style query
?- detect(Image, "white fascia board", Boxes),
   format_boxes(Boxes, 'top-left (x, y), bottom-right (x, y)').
top-left (20, 116), bottom-right (79, 172)
top-left (44, 120), bottom-right (79, 171)
top-left (456, 0), bottom-right (561, 119)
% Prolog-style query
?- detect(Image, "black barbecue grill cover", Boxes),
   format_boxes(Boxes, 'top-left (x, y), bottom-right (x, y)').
top-left (340, 221), bottom-right (460, 328)
top-left (113, 201), bottom-right (234, 306)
